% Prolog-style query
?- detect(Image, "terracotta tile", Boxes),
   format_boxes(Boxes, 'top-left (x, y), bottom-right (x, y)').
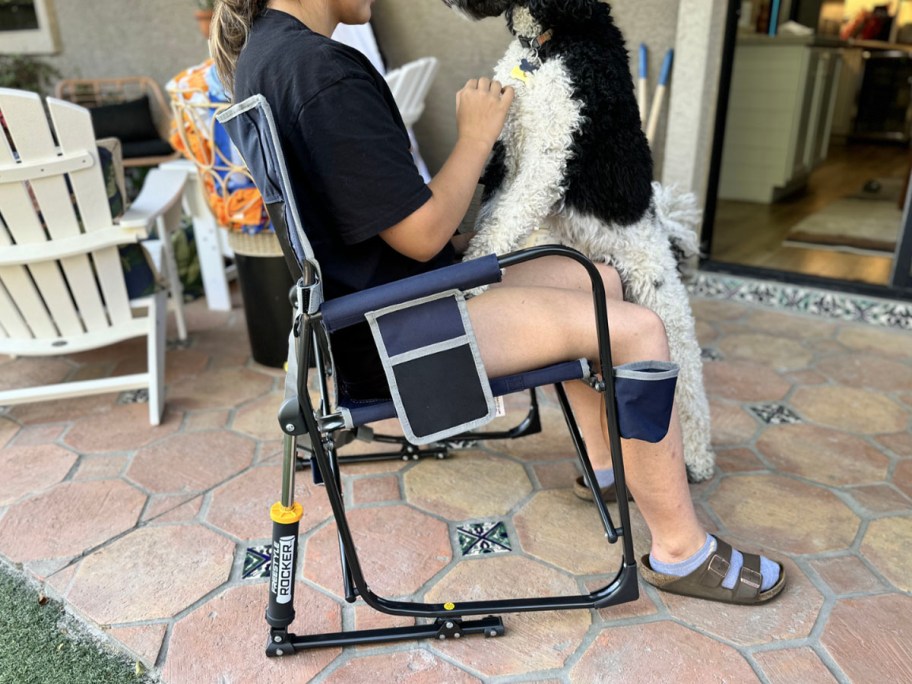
top-left (514, 489), bottom-right (624, 575)
top-left (847, 484), bottom-right (911, 514)
top-left (716, 448), bottom-right (766, 473)
top-left (709, 400), bottom-right (759, 446)
top-left (183, 410), bottom-right (229, 432)
top-left (0, 417), bottom-right (18, 447)
top-left (304, 505), bottom-right (450, 598)
top-left (10, 393), bottom-right (114, 425)
top-left (44, 562), bottom-right (78, 599)
top-left (757, 424), bottom-right (889, 486)
top-left (821, 595), bottom-right (912, 683)
top-left (753, 647), bottom-right (837, 684)
top-left (67, 524), bottom-right (233, 624)
top-left (351, 475), bottom-right (400, 505)
top-left (182, 303), bottom-right (232, 332)
top-left (894, 460), bottom-right (912, 499)
top-left (127, 431), bottom-right (254, 494)
top-left (709, 475), bottom-right (860, 555)
top-left (207, 465), bottom-right (331, 540)
top-left (492, 403), bottom-right (578, 461)
top-left (11, 423), bottom-right (64, 446)
top-left (588, 578), bottom-right (659, 621)
top-left (571, 621), bottom-right (757, 682)
top-left (782, 369), bottom-right (829, 386)
top-left (0, 444), bottom-right (77, 505)
top-left (816, 355), bottom-right (912, 394)
top-left (324, 651), bottom-right (480, 684)
top-left (232, 391), bottom-right (284, 440)
top-left (426, 556), bottom-right (591, 678)
top-left (807, 339), bottom-right (850, 356)
top-left (107, 624), bottom-right (166, 667)
top-left (836, 326), bottom-right (911, 359)
top-left (66, 337), bottom-right (145, 365)
top-left (860, 516), bottom-right (912, 592)
top-left (791, 386), bottom-right (908, 435)
top-left (142, 493), bottom-right (203, 524)
top-left (72, 455), bottom-right (128, 481)
top-left (64, 404), bottom-right (181, 454)
top-left (532, 460), bottom-right (579, 489)
top-left (0, 480), bottom-right (144, 563)
top-left (744, 310), bottom-right (837, 339)
top-left (167, 367), bottom-right (273, 411)
top-left (703, 361), bottom-right (790, 403)
top-left (876, 431), bottom-right (912, 458)
top-left (162, 583), bottom-right (340, 683)
top-left (695, 319), bottom-right (717, 345)
top-left (404, 453), bottom-right (532, 520)
top-left (718, 333), bottom-right (813, 371)
top-left (659, 557), bottom-right (822, 646)
top-left (691, 299), bottom-right (749, 322)
top-left (352, 604), bottom-right (413, 631)
top-left (0, 357), bottom-right (72, 392)
top-left (809, 555), bottom-right (887, 595)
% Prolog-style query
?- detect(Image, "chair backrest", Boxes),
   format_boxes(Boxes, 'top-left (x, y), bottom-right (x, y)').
top-left (0, 88), bottom-right (139, 355)
top-left (55, 76), bottom-right (173, 140)
top-left (216, 96), bottom-right (317, 284)
top-left (384, 57), bottom-right (440, 127)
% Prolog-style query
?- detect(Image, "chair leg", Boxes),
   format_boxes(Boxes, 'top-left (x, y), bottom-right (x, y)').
top-left (157, 214), bottom-right (188, 342)
top-left (147, 291), bottom-right (167, 425)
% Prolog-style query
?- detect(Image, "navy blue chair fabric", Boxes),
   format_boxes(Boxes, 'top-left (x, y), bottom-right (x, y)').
top-left (613, 362), bottom-right (679, 443)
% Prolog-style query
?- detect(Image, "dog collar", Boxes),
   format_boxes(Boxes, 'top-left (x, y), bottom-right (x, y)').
top-left (518, 28), bottom-right (554, 51)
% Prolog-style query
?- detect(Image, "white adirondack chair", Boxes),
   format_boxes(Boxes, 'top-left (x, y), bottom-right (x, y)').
top-left (384, 57), bottom-right (440, 127)
top-left (0, 88), bottom-right (189, 425)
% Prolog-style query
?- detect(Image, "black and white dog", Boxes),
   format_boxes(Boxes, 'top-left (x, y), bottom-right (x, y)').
top-left (443, 0), bottom-right (715, 481)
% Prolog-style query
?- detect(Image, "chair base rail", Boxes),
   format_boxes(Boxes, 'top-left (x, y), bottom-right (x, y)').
top-left (266, 616), bottom-right (505, 656)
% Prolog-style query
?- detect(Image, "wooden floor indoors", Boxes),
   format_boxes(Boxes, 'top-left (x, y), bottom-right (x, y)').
top-left (712, 143), bottom-right (908, 286)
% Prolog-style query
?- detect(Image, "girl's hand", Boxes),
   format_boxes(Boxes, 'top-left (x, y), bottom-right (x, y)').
top-left (456, 78), bottom-right (515, 151)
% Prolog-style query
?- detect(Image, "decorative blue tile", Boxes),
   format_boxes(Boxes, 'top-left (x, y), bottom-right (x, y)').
top-left (117, 388), bottom-right (148, 405)
top-left (457, 521), bottom-right (512, 557)
top-left (749, 403), bottom-right (803, 425)
top-left (689, 273), bottom-right (912, 331)
top-left (701, 347), bottom-right (724, 361)
top-left (243, 545), bottom-right (272, 579)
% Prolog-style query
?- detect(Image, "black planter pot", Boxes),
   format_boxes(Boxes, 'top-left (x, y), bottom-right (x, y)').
top-left (234, 254), bottom-right (295, 368)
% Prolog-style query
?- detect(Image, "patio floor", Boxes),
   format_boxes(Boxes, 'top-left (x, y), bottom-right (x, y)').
top-left (0, 275), bottom-right (910, 683)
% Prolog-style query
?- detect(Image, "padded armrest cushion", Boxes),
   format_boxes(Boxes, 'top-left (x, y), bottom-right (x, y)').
top-left (321, 255), bottom-right (503, 332)
top-left (90, 95), bottom-right (159, 144)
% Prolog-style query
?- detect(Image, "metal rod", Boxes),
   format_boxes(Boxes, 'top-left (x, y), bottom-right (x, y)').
top-left (281, 433), bottom-right (296, 508)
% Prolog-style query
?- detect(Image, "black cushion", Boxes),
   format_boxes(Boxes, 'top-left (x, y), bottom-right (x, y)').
top-left (122, 138), bottom-right (175, 159)
top-left (89, 95), bottom-right (160, 144)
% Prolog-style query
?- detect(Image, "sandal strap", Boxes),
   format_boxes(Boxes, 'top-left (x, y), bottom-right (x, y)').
top-left (699, 537), bottom-right (732, 589)
top-left (734, 551), bottom-right (763, 601)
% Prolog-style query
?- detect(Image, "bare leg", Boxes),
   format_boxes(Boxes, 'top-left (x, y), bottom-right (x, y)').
top-left (467, 258), bottom-right (705, 563)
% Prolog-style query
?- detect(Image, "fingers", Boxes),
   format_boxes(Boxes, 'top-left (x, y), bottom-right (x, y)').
top-left (500, 84), bottom-right (515, 107)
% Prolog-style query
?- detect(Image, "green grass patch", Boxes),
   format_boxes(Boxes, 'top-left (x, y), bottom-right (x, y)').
top-left (0, 564), bottom-right (152, 684)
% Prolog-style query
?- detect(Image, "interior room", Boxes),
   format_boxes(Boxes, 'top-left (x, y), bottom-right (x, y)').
top-left (710, 0), bottom-right (912, 288)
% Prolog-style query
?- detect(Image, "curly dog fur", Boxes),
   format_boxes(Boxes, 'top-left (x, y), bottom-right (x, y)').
top-left (443, 0), bottom-right (715, 481)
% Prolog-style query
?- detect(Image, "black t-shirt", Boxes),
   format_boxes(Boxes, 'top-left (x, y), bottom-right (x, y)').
top-left (234, 10), bottom-right (455, 398)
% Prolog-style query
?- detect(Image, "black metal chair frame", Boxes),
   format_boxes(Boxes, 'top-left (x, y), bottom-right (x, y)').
top-left (217, 96), bottom-right (640, 656)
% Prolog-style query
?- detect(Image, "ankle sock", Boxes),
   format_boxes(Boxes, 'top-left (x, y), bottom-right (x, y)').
top-left (649, 534), bottom-right (781, 592)
top-left (586, 468), bottom-right (615, 489)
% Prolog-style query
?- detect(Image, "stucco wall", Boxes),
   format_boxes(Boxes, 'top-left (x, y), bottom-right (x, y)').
top-left (372, 0), bottom-right (679, 177)
top-left (44, 0), bottom-right (209, 89)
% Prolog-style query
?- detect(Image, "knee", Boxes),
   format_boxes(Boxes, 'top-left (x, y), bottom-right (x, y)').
top-left (597, 264), bottom-right (624, 301)
top-left (632, 307), bottom-right (670, 360)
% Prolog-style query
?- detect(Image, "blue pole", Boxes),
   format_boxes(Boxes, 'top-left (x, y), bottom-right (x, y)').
top-left (768, 0), bottom-right (782, 36)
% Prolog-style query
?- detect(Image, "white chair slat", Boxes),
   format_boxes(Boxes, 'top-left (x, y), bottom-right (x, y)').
top-left (0, 277), bottom-right (32, 339)
top-left (0, 183), bottom-right (86, 335)
top-left (0, 266), bottom-right (59, 338)
top-left (92, 246), bottom-right (133, 326)
top-left (47, 98), bottom-right (115, 233)
top-left (0, 90), bottom-right (83, 240)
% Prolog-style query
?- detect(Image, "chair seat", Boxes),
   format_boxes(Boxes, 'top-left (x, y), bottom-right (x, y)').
top-left (338, 359), bottom-right (590, 429)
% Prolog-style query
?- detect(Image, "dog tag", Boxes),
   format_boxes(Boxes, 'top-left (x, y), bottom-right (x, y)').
top-left (511, 64), bottom-right (530, 84)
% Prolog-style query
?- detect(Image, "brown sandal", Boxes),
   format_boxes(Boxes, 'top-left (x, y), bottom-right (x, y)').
top-left (573, 476), bottom-right (634, 503)
top-left (639, 537), bottom-right (786, 605)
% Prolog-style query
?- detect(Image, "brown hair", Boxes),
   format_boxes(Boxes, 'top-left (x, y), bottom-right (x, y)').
top-left (209, 0), bottom-right (268, 97)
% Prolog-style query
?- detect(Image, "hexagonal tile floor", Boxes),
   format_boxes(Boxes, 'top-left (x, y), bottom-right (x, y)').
top-left (1, 280), bottom-right (910, 682)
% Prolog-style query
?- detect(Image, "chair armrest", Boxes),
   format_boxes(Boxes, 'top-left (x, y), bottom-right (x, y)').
top-left (118, 167), bottom-right (188, 232)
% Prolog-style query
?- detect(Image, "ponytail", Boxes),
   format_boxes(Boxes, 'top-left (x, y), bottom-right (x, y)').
top-left (209, 0), bottom-right (267, 97)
